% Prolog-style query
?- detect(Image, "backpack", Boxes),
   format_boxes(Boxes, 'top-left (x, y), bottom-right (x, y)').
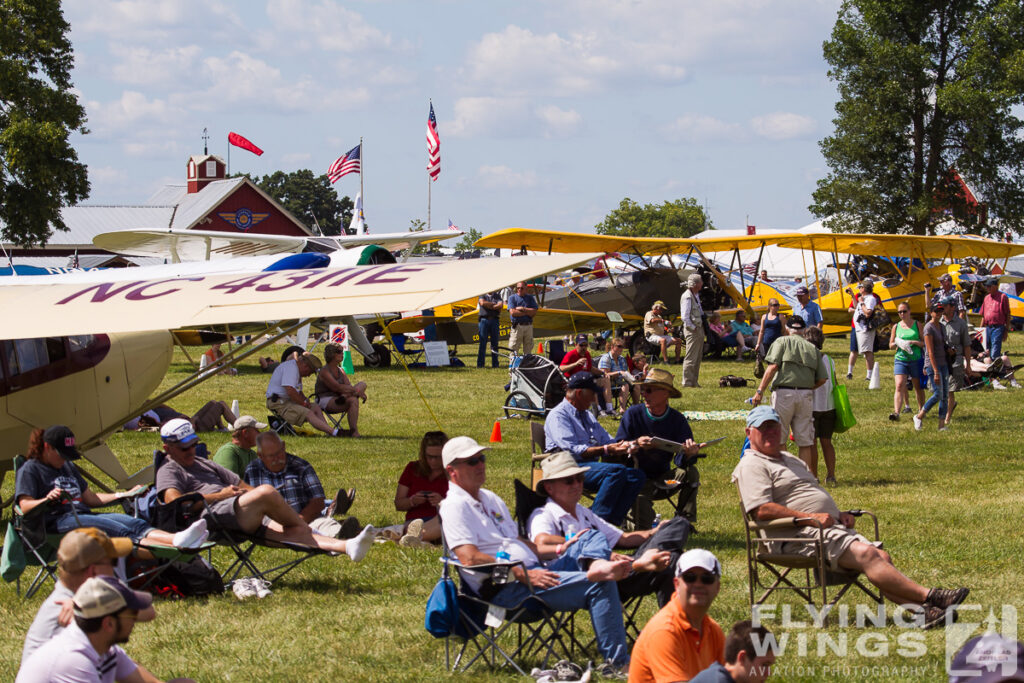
top-left (129, 555), bottom-right (224, 599)
top-left (719, 374), bottom-right (748, 388)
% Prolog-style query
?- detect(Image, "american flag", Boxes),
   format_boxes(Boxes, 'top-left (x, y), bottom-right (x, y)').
top-left (426, 103), bottom-right (440, 181)
top-left (328, 144), bottom-right (361, 184)
top-left (448, 219), bottom-right (459, 232)
top-left (742, 263), bottom-right (757, 275)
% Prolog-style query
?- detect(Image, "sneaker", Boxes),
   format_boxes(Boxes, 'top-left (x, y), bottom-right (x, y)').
top-left (913, 415), bottom-right (923, 431)
top-left (595, 660), bottom-right (626, 680)
top-left (172, 519), bottom-right (208, 549)
top-left (399, 534), bottom-right (431, 548)
top-left (921, 605), bottom-right (951, 630)
top-left (926, 587), bottom-right (970, 610)
top-left (345, 525), bottom-right (376, 562)
top-left (232, 578), bottom-right (257, 600)
top-left (326, 488), bottom-right (356, 517)
top-left (336, 516), bottom-right (362, 539)
top-left (992, 379), bottom-right (1008, 390)
top-left (406, 518), bottom-right (424, 540)
top-left (938, 424), bottom-right (949, 432)
top-left (553, 660), bottom-right (584, 681)
top-left (252, 578), bottom-right (272, 598)
top-left (902, 404), bottom-right (913, 413)
top-left (846, 372), bottom-right (853, 380)
top-left (1012, 379), bottom-right (1022, 389)
top-left (889, 412), bottom-right (899, 421)
top-left (825, 475), bottom-right (837, 486)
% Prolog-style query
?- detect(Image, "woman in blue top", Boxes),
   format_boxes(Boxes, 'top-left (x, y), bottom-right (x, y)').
top-left (754, 298), bottom-right (786, 358)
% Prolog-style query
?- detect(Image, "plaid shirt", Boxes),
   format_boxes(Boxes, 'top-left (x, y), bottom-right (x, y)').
top-left (243, 454), bottom-right (325, 513)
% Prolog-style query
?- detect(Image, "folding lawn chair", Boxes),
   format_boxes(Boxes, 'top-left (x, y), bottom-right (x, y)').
top-left (738, 484), bottom-right (883, 624)
top-left (3, 458), bottom-right (61, 598)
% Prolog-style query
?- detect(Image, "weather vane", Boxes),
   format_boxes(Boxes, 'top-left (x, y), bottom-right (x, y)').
top-left (202, 127), bottom-right (209, 154)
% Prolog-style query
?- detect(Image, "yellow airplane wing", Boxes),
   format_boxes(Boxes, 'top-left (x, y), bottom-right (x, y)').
top-left (474, 228), bottom-right (808, 255)
top-left (772, 233), bottom-right (1024, 260)
top-left (0, 254), bottom-right (599, 338)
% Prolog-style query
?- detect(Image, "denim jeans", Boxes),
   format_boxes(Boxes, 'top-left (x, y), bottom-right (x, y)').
top-left (493, 564), bottom-right (629, 666)
top-left (477, 318), bottom-right (500, 368)
top-left (581, 461), bottom-right (646, 526)
top-left (921, 365), bottom-right (949, 421)
top-left (987, 325), bottom-right (1007, 361)
top-left (53, 511), bottom-right (153, 542)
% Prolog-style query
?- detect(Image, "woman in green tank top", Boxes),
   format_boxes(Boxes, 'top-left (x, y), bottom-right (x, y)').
top-left (888, 304), bottom-right (926, 421)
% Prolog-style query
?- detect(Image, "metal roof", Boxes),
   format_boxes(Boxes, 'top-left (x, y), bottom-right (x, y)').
top-left (42, 205), bottom-right (176, 246)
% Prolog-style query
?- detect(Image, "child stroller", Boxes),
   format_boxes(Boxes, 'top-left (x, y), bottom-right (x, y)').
top-left (502, 354), bottom-right (568, 420)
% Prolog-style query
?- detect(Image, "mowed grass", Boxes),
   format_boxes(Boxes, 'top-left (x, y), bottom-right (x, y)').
top-left (2, 333), bottom-right (1023, 682)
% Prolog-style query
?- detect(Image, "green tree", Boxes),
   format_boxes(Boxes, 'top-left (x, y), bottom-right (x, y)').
top-left (595, 198), bottom-right (710, 238)
top-left (0, 0), bottom-right (89, 246)
top-left (251, 169), bottom-right (353, 235)
top-left (811, 0), bottom-right (1024, 236)
top-left (454, 227), bottom-right (483, 251)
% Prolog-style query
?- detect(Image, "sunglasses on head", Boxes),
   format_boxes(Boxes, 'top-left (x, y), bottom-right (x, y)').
top-left (680, 572), bottom-right (718, 585)
top-left (460, 454), bottom-right (486, 467)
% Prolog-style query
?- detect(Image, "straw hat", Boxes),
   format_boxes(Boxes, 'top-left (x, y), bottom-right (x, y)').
top-left (535, 451), bottom-right (590, 494)
top-left (642, 367), bottom-right (682, 398)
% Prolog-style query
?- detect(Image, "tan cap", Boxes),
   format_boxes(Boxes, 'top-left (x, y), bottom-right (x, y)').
top-left (231, 415), bottom-right (267, 431)
top-left (300, 352), bottom-right (323, 371)
top-left (58, 527), bottom-right (134, 573)
top-left (74, 575), bottom-right (152, 619)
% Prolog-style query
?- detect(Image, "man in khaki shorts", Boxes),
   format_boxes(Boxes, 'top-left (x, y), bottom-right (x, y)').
top-left (265, 352), bottom-right (343, 437)
top-left (732, 405), bottom-right (970, 629)
top-left (750, 315), bottom-right (825, 472)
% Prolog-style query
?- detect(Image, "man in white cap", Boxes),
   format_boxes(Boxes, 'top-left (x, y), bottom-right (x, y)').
top-left (156, 419), bottom-right (375, 562)
top-left (732, 405), bottom-right (969, 629)
top-left (212, 415), bottom-right (266, 477)
top-left (679, 273), bottom-right (705, 387)
top-left (629, 549), bottom-right (726, 682)
top-left (644, 300), bottom-right (682, 365)
top-left (439, 436), bottom-right (631, 679)
top-left (17, 575), bottom-right (193, 683)
top-left (21, 528), bottom-right (149, 664)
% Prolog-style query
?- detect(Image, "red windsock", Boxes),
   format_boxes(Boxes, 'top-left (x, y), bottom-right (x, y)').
top-left (228, 132), bottom-right (264, 156)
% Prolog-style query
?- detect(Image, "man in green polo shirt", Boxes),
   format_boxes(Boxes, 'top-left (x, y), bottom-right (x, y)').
top-left (750, 316), bottom-right (827, 474)
top-left (212, 415), bottom-right (265, 476)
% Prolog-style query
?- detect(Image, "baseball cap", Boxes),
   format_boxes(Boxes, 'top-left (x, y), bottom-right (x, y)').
top-left (160, 418), bottom-right (198, 446)
top-left (231, 415), bottom-right (267, 431)
top-left (58, 528), bottom-right (134, 573)
top-left (786, 315), bottom-right (807, 330)
top-left (949, 633), bottom-right (1024, 683)
top-left (567, 371), bottom-right (599, 393)
top-left (652, 300), bottom-right (666, 309)
top-left (43, 425), bottom-right (81, 461)
top-left (746, 405), bottom-right (781, 428)
top-left (675, 549), bottom-right (721, 577)
top-left (441, 436), bottom-right (489, 468)
top-left (300, 352), bottom-right (323, 371)
top-left (574, 333), bottom-right (589, 345)
top-left (939, 273), bottom-right (953, 282)
top-left (794, 285), bottom-right (809, 295)
top-left (73, 575), bottom-right (153, 619)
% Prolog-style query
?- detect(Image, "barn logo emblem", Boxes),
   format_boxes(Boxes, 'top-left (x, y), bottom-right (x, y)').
top-left (217, 208), bottom-right (269, 231)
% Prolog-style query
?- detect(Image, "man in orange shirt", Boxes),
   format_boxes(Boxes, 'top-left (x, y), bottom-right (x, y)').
top-left (629, 549), bottom-right (726, 683)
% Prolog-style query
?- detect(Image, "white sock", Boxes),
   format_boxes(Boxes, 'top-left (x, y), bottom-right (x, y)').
top-left (345, 525), bottom-right (375, 562)
top-left (847, 363), bottom-right (854, 374)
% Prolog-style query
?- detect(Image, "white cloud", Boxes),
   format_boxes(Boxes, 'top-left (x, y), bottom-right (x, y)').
top-left (109, 45), bottom-right (202, 86)
top-left (750, 112), bottom-right (816, 140)
top-left (661, 115), bottom-right (743, 143)
top-left (449, 98), bottom-right (582, 139)
top-left (85, 91), bottom-right (182, 135)
top-left (477, 165), bottom-right (539, 190)
top-left (265, 0), bottom-right (396, 53)
top-left (281, 152), bottom-right (313, 164)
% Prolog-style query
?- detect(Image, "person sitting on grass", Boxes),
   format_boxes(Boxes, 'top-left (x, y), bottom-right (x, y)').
top-left (212, 416), bottom-right (266, 477)
top-left (202, 342), bottom-right (236, 375)
top-left (528, 451), bottom-right (689, 607)
top-left (313, 343), bottom-right (367, 438)
top-left (156, 419), bottom-right (374, 562)
top-left (689, 620), bottom-right (777, 683)
top-left (244, 432), bottom-right (362, 540)
top-left (125, 401), bottom-right (237, 433)
top-left (732, 405), bottom-right (970, 629)
top-left (17, 576), bottom-right (195, 683)
top-left (265, 351), bottom-right (346, 437)
top-left (15, 426), bottom-right (209, 550)
top-left (394, 430), bottom-right (448, 547)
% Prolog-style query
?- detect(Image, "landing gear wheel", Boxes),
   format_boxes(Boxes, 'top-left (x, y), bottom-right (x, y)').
top-left (503, 391), bottom-right (536, 420)
top-left (363, 343), bottom-right (392, 368)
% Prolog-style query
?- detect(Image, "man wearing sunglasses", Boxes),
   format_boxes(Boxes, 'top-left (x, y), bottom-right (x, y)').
top-left (732, 406), bottom-right (970, 630)
top-left (439, 437), bottom-right (631, 678)
top-left (545, 372), bottom-right (646, 525)
top-left (629, 549), bottom-right (726, 683)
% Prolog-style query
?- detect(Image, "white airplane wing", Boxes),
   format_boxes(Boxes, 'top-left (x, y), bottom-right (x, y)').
top-left (320, 229), bottom-right (463, 251)
top-left (0, 254), bottom-right (595, 338)
top-left (93, 229), bottom-right (308, 261)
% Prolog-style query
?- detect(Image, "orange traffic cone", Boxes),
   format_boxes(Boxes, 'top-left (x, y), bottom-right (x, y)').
top-left (489, 420), bottom-right (503, 443)
top-left (536, 341), bottom-right (545, 354)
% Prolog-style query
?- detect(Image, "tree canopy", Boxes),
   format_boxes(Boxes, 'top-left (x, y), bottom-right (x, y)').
top-left (595, 197), bottom-right (711, 238)
top-left (454, 227), bottom-right (483, 251)
top-left (250, 169), bottom-right (353, 235)
top-left (0, 0), bottom-right (90, 246)
top-left (810, 0), bottom-right (1024, 236)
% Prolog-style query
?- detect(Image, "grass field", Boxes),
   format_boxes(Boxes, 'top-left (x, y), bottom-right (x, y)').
top-left (2, 334), bottom-right (1022, 682)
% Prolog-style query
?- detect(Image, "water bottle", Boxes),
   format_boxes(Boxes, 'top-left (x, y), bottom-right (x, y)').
top-left (565, 523), bottom-right (578, 542)
top-left (652, 513), bottom-right (662, 529)
top-left (744, 396), bottom-right (756, 405)
top-left (495, 540), bottom-right (511, 562)
top-left (493, 540), bottom-right (512, 584)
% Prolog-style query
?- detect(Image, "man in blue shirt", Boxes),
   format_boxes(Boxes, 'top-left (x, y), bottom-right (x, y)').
top-left (506, 281), bottom-right (538, 356)
top-left (790, 286), bottom-right (823, 329)
top-left (544, 372), bottom-right (645, 525)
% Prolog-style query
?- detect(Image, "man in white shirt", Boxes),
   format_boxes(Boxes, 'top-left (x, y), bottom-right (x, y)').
top-left (265, 352), bottom-right (342, 436)
top-left (679, 273), bottom-right (705, 387)
top-left (439, 436), bottom-right (631, 677)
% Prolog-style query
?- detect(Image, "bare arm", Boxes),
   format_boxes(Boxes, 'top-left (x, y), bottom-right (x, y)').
top-left (299, 496), bottom-right (324, 524)
top-left (754, 315), bottom-right (767, 349)
top-left (284, 386), bottom-right (308, 405)
top-left (451, 542), bottom-right (559, 588)
top-left (395, 483), bottom-right (430, 512)
top-left (752, 364), bottom-right (779, 405)
top-left (753, 501), bottom-right (835, 528)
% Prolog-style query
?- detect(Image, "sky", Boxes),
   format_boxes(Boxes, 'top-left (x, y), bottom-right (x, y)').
top-left (63, 0), bottom-right (843, 238)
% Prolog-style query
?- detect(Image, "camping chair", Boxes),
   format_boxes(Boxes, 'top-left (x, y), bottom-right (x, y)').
top-left (738, 485), bottom-right (883, 623)
top-left (149, 450), bottom-right (330, 588)
top-left (437, 521), bottom-right (582, 675)
top-left (3, 458), bottom-right (61, 598)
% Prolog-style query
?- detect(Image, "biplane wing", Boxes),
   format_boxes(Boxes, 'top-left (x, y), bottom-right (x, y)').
top-left (770, 233), bottom-right (1024, 260)
top-left (0, 254), bottom-right (598, 339)
top-left (474, 228), bottom-right (808, 255)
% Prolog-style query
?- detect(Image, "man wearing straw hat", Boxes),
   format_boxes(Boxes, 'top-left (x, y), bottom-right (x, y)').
top-left (679, 273), bottom-right (706, 387)
top-left (617, 368), bottom-right (703, 526)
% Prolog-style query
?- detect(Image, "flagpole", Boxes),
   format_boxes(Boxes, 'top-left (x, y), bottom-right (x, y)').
top-left (226, 136), bottom-right (231, 176)
top-left (428, 177), bottom-right (432, 232)
top-left (359, 137), bottom-right (364, 234)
